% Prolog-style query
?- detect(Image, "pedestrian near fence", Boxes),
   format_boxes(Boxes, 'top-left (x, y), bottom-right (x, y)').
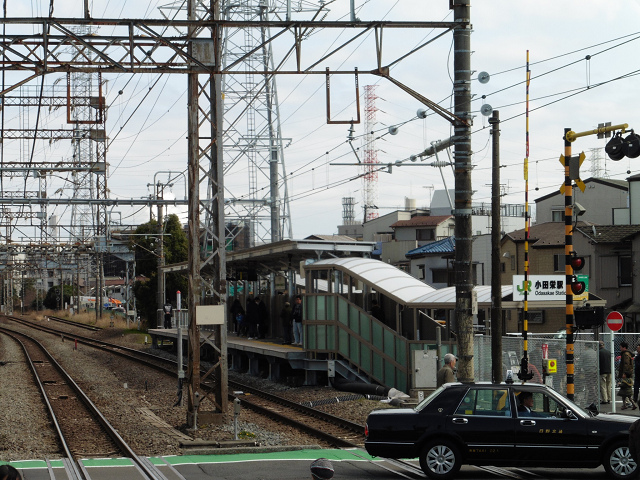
top-left (599, 340), bottom-right (612, 404)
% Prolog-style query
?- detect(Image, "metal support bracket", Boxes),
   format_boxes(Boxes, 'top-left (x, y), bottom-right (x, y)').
top-left (326, 67), bottom-right (360, 124)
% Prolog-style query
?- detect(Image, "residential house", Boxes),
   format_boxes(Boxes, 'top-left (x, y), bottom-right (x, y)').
top-left (405, 234), bottom-right (492, 288)
top-left (574, 224), bottom-right (640, 329)
top-left (500, 221), bottom-right (595, 332)
top-left (535, 177), bottom-right (628, 224)
top-left (382, 215), bottom-right (455, 268)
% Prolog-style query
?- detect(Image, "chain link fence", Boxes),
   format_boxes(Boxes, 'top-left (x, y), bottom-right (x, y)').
top-left (475, 333), bottom-right (604, 408)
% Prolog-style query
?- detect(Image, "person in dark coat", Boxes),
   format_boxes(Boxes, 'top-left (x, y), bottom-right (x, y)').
top-left (292, 295), bottom-right (303, 345)
top-left (245, 297), bottom-right (260, 339)
top-left (280, 301), bottom-right (292, 345)
top-left (619, 374), bottom-right (637, 410)
top-left (230, 299), bottom-right (245, 335)
top-left (620, 342), bottom-right (636, 409)
top-left (436, 353), bottom-right (457, 387)
top-left (620, 341), bottom-right (634, 380)
top-left (163, 302), bottom-right (173, 329)
top-left (599, 340), bottom-right (612, 404)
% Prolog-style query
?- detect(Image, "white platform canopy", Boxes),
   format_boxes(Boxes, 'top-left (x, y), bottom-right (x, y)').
top-left (307, 257), bottom-right (439, 307)
top-left (305, 258), bottom-right (604, 309)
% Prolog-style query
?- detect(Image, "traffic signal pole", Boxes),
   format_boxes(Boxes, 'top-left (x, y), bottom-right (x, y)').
top-left (563, 122), bottom-right (628, 400)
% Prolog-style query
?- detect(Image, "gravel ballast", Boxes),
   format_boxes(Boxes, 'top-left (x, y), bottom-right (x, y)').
top-left (0, 319), bottom-right (392, 462)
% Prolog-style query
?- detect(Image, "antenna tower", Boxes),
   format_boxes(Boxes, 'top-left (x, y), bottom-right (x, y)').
top-left (363, 85), bottom-right (379, 222)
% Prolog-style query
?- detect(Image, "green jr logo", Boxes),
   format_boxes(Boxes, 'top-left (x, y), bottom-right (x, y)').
top-left (516, 280), bottom-right (532, 293)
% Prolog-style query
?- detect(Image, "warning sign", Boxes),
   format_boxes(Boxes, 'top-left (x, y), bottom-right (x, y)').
top-left (547, 359), bottom-right (557, 374)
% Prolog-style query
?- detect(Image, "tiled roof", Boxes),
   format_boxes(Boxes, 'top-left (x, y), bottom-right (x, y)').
top-left (390, 215), bottom-right (453, 228)
top-left (575, 224), bottom-right (640, 243)
top-left (406, 236), bottom-right (455, 257)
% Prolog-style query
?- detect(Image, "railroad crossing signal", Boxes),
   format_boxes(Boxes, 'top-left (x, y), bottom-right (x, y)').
top-left (570, 252), bottom-right (586, 295)
top-left (605, 130), bottom-right (640, 160)
top-left (559, 152), bottom-right (586, 193)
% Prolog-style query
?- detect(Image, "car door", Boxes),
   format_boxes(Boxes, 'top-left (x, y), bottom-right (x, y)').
top-left (447, 387), bottom-right (515, 463)
top-left (514, 390), bottom-right (589, 465)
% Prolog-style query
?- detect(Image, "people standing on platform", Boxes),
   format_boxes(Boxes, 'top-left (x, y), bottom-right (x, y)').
top-left (280, 301), bottom-right (292, 345)
top-left (163, 302), bottom-right (173, 329)
top-left (436, 353), bottom-right (457, 387)
top-left (258, 297), bottom-right (269, 339)
top-left (245, 296), bottom-right (261, 340)
top-left (599, 340), bottom-right (612, 404)
top-left (230, 299), bottom-right (245, 335)
top-left (292, 295), bottom-right (303, 346)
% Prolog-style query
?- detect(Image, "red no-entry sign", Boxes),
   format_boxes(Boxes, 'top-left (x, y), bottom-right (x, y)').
top-left (606, 311), bottom-right (624, 332)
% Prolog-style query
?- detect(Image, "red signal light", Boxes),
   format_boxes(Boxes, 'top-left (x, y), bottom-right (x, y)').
top-left (570, 253), bottom-right (585, 272)
top-left (570, 275), bottom-right (586, 295)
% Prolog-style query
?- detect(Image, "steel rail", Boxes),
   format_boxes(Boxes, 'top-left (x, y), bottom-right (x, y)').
top-left (6, 315), bottom-right (366, 448)
top-left (0, 328), bottom-right (84, 480)
top-left (0, 325), bottom-right (168, 480)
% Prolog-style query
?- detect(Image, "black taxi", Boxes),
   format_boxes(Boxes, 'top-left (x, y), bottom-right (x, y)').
top-left (364, 382), bottom-right (637, 480)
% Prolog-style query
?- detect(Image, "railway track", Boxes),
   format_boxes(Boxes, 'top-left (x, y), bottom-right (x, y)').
top-left (0, 326), bottom-right (169, 480)
top-left (3, 315), bottom-right (366, 448)
top-left (46, 314), bottom-right (102, 332)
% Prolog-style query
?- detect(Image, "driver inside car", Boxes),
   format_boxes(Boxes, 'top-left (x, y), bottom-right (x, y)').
top-left (517, 391), bottom-right (538, 417)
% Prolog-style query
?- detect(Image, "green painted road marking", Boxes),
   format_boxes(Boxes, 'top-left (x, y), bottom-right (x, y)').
top-left (1, 448), bottom-right (381, 469)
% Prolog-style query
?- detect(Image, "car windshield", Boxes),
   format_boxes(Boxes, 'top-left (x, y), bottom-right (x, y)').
top-left (415, 386), bottom-right (445, 412)
top-left (549, 390), bottom-right (589, 417)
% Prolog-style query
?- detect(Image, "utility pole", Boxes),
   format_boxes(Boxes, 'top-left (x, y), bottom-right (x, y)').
top-left (489, 110), bottom-right (503, 383)
top-left (452, 0), bottom-right (474, 383)
top-left (157, 182), bottom-right (165, 325)
top-left (187, 0), bottom-right (202, 428)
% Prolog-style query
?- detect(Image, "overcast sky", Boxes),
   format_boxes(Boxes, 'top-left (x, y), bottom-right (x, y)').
top-left (6, 1), bottom-right (640, 241)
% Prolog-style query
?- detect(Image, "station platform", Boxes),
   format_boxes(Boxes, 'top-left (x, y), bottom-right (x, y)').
top-left (148, 328), bottom-right (322, 385)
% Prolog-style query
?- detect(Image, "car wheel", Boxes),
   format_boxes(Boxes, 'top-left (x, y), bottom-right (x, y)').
top-left (604, 441), bottom-right (637, 480)
top-left (419, 439), bottom-right (462, 480)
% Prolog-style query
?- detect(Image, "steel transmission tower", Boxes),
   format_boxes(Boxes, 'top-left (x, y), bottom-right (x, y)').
top-left (363, 85), bottom-right (379, 222)
top-left (588, 147), bottom-right (607, 178)
top-left (67, 26), bottom-right (108, 318)
top-left (69, 40), bottom-right (107, 242)
top-left (220, 1), bottom-right (320, 246)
